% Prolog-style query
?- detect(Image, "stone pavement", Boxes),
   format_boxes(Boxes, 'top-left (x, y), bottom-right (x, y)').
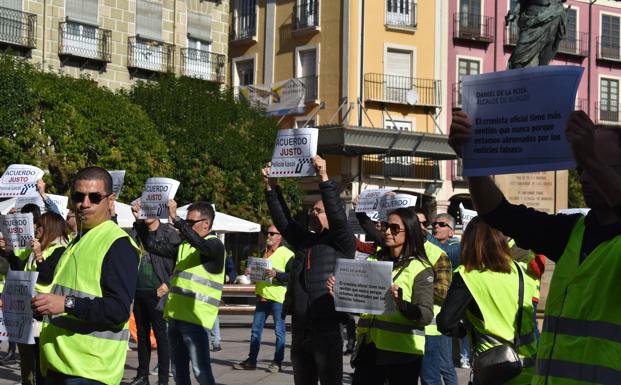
top-left (0, 315), bottom-right (471, 384)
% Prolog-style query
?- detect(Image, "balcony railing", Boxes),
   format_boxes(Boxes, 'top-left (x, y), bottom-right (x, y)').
top-left (575, 98), bottom-right (588, 112)
top-left (557, 31), bottom-right (588, 57)
top-left (452, 82), bottom-right (462, 109)
top-left (452, 158), bottom-right (464, 181)
top-left (232, 6), bottom-right (256, 40)
top-left (364, 73), bottom-right (441, 107)
top-left (294, 0), bottom-right (319, 30)
top-left (505, 21), bottom-right (518, 45)
top-left (363, 155), bottom-right (439, 180)
top-left (597, 35), bottom-right (621, 62)
top-left (453, 13), bottom-right (494, 43)
top-left (297, 75), bottom-right (318, 101)
top-left (596, 102), bottom-right (620, 124)
top-left (59, 22), bottom-right (111, 62)
top-left (0, 6), bottom-right (36, 48)
top-left (128, 37), bottom-right (175, 73)
top-left (385, 0), bottom-right (416, 29)
top-left (180, 48), bottom-right (225, 82)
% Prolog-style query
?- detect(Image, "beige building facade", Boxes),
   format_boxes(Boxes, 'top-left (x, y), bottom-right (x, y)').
top-left (0, 0), bottom-right (228, 89)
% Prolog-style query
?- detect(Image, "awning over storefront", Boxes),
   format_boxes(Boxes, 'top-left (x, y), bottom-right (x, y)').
top-left (317, 126), bottom-right (457, 160)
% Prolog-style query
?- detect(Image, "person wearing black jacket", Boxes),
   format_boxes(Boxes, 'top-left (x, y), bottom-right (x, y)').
top-left (130, 213), bottom-right (180, 385)
top-left (263, 155), bottom-right (356, 385)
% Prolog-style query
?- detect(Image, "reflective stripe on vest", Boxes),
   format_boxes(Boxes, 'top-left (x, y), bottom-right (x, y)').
top-left (168, 286), bottom-right (221, 307)
top-left (357, 317), bottom-right (425, 336)
top-left (173, 270), bottom-right (224, 291)
top-left (48, 315), bottom-right (129, 341)
top-left (533, 217), bottom-right (621, 385)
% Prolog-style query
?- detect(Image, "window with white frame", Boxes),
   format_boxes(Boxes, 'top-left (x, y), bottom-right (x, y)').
top-left (62, 0), bottom-right (99, 58)
top-left (297, 48), bottom-right (317, 100)
top-left (561, 7), bottom-right (577, 54)
top-left (457, 58), bottom-right (480, 106)
top-left (234, 0), bottom-right (256, 40)
top-left (459, 0), bottom-right (481, 36)
top-left (384, 48), bottom-right (414, 104)
top-left (601, 14), bottom-right (620, 59)
top-left (600, 78), bottom-right (619, 122)
top-left (386, 0), bottom-right (415, 28)
top-left (236, 59), bottom-right (254, 86)
top-left (295, 117), bottom-right (316, 128)
top-left (295, 0), bottom-right (319, 29)
top-left (131, 0), bottom-right (164, 71)
top-left (185, 38), bottom-right (213, 80)
top-left (384, 118), bottom-right (413, 176)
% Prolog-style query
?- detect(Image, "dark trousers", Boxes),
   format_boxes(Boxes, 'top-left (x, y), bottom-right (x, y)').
top-left (291, 328), bottom-right (343, 385)
top-left (134, 289), bottom-right (170, 383)
top-left (352, 344), bottom-right (422, 385)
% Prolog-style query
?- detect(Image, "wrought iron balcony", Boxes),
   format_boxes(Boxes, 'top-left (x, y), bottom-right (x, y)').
top-left (297, 75), bottom-right (317, 101)
top-left (452, 82), bottom-right (462, 109)
top-left (453, 13), bottom-right (494, 43)
top-left (127, 37), bottom-right (175, 73)
top-left (231, 6), bottom-right (256, 40)
top-left (557, 31), bottom-right (588, 57)
top-left (180, 48), bottom-right (225, 82)
top-left (59, 22), bottom-right (111, 62)
top-left (294, 0), bottom-right (319, 30)
top-left (0, 6), bottom-right (36, 49)
top-left (364, 73), bottom-right (441, 107)
top-left (505, 21), bottom-right (518, 46)
top-left (596, 102), bottom-right (620, 124)
top-left (363, 155), bottom-right (439, 180)
top-left (597, 35), bottom-right (621, 62)
top-left (385, 0), bottom-right (416, 30)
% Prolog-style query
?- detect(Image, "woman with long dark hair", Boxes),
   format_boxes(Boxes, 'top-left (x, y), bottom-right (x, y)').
top-left (329, 207), bottom-right (434, 384)
top-left (437, 217), bottom-right (537, 385)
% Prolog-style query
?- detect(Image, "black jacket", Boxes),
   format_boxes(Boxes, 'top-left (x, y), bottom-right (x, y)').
top-left (266, 180), bottom-right (356, 331)
top-left (131, 222), bottom-right (179, 287)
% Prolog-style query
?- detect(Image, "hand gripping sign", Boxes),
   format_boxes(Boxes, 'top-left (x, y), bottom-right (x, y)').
top-left (0, 213), bottom-right (35, 250)
top-left (108, 170), bottom-right (126, 198)
top-left (269, 128), bottom-right (319, 177)
top-left (333, 258), bottom-right (394, 315)
top-left (138, 178), bottom-right (180, 220)
top-left (0, 164), bottom-right (44, 198)
top-left (355, 189), bottom-right (392, 214)
top-left (247, 257), bottom-right (273, 284)
top-left (0, 270), bottom-right (39, 344)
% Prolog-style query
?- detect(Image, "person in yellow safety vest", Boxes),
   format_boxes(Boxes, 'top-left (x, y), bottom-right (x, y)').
top-left (32, 166), bottom-right (140, 385)
top-left (0, 212), bottom-right (69, 385)
top-left (135, 199), bottom-right (225, 385)
top-left (329, 207), bottom-right (435, 385)
top-left (233, 224), bottom-right (294, 373)
top-left (450, 110), bottom-right (621, 384)
top-left (437, 217), bottom-right (538, 385)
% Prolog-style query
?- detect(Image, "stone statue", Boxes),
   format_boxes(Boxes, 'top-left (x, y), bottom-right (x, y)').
top-left (506, 0), bottom-right (568, 69)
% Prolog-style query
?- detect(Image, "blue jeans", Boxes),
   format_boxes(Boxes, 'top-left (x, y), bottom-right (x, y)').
top-left (420, 335), bottom-right (458, 385)
top-left (45, 371), bottom-right (105, 385)
top-left (249, 300), bottom-right (285, 363)
top-left (460, 336), bottom-right (470, 363)
top-left (168, 319), bottom-right (215, 385)
top-left (210, 316), bottom-right (221, 347)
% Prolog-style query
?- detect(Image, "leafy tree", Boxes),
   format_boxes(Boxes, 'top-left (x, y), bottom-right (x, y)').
top-left (567, 169), bottom-right (586, 208)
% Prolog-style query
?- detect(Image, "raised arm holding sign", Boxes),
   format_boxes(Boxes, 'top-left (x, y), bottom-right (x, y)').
top-left (269, 128), bottom-right (318, 177)
top-left (139, 177), bottom-right (180, 220)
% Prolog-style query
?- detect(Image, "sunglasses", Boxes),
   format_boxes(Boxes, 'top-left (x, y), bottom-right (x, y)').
top-left (431, 221), bottom-right (452, 229)
top-left (186, 218), bottom-right (208, 226)
top-left (421, 221), bottom-right (429, 227)
top-left (380, 222), bottom-right (406, 236)
top-left (71, 191), bottom-right (111, 204)
top-left (267, 231), bottom-right (281, 237)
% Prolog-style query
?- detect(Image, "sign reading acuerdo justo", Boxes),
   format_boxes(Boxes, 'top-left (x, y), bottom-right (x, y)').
top-left (0, 164), bottom-right (44, 198)
top-left (270, 128), bottom-right (318, 178)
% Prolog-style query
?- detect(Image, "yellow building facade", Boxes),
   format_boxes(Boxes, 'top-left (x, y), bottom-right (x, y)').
top-left (229, 0), bottom-right (456, 213)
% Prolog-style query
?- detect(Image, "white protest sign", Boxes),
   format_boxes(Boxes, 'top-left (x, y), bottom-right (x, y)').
top-left (0, 270), bottom-right (38, 344)
top-left (354, 251), bottom-right (371, 261)
top-left (16, 194), bottom-right (69, 219)
top-left (558, 208), bottom-right (590, 216)
top-left (269, 128), bottom-right (318, 177)
top-left (377, 194), bottom-right (417, 220)
top-left (247, 257), bottom-right (272, 284)
top-left (0, 164), bottom-right (44, 198)
top-left (0, 213), bottom-right (35, 250)
top-left (355, 189), bottom-right (392, 213)
top-left (333, 258), bottom-right (394, 315)
top-left (459, 203), bottom-right (478, 230)
top-left (138, 178), bottom-right (180, 220)
top-left (108, 170), bottom-right (126, 198)
top-left (461, 66), bottom-right (583, 176)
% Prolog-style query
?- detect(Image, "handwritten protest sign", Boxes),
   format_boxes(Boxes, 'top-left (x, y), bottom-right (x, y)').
top-left (16, 194), bottom-right (69, 218)
top-left (0, 270), bottom-right (38, 343)
top-left (269, 128), bottom-right (318, 177)
top-left (377, 194), bottom-right (417, 220)
top-left (138, 178), bottom-right (180, 220)
top-left (0, 165), bottom-right (44, 198)
top-left (459, 203), bottom-right (478, 230)
top-left (247, 257), bottom-right (272, 284)
top-left (334, 258), bottom-right (393, 315)
top-left (108, 170), bottom-right (126, 198)
top-left (0, 213), bottom-right (34, 250)
top-left (461, 66), bottom-right (583, 176)
top-left (355, 189), bottom-right (392, 214)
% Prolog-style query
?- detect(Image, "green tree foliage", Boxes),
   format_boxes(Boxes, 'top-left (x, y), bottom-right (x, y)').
top-left (128, 75), bottom-right (301, 224)
top-left (0, 55), bottom-right (172, 199)
top-left (567, 169), bottom-right (586, 208)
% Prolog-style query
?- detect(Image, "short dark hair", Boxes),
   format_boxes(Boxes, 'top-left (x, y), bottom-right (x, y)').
top-left (21, 204), bottom-right (41, 222)
top-left (72, 167), bottom-right (113, 195)
top-left (187, 201), bottom-right (215, 225)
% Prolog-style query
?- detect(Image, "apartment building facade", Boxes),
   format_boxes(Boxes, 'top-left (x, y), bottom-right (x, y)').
top-left (229, 0), bottom-right (455, 216)
top-left (0, 0), bottom-right (228, 89)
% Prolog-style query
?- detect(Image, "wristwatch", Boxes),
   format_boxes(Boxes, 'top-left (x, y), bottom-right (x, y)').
top-left (64, 296), bottom-right (76, 312)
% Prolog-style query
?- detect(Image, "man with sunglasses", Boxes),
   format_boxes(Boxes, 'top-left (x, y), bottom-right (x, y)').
top-left (262, 155), bottom-right (356, 385)
top-left (33, 166), bottom-right (140, 385)
top-left (136, 199), bottom-right (225, 385)
top-left (233, 224), bottom-right (293, 373)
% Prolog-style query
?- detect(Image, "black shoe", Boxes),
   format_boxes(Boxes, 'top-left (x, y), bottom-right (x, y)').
top-left (0, 352), bottom-right (17, 366)
top-left (212, 345), bottom-right (222, 352)
top-left (130, 376), bottom-right (150, 385)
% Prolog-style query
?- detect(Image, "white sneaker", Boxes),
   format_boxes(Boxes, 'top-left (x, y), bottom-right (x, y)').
top-left (459, 358), bottom-right (471, 369)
